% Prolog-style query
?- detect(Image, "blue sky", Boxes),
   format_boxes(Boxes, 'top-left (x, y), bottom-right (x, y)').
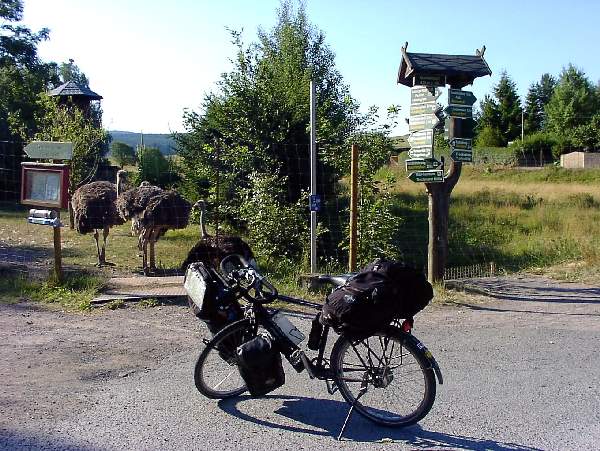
top-left (22, 0), bottom-right (600, 134)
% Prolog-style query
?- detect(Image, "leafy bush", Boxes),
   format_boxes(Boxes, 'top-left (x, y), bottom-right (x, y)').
top-left (475, 125), bottom-right (504, 147)
top-left (239, 172), bottom-right (310, 264)
top-left (509, 132), bottom-right (556, 161)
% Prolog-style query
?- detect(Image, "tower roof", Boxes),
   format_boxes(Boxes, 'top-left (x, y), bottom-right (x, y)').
top-left (397, 44), bottom-right (491, 88)
top-left (48, 80), bottom-right (103, 100)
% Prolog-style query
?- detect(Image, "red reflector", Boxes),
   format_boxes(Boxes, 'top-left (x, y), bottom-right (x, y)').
top-left (401, 320), bottom-right (412, 333)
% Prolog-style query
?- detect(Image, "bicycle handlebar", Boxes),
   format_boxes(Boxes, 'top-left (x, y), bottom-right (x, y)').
top-left (219, 254), bottom-right (278, 303)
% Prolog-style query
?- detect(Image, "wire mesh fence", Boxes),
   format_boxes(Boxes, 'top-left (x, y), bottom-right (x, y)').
top-left (1, 140), bottom-right (527, 283)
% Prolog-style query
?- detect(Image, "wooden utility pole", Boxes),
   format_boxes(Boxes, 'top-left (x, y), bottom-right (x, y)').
top-left (349, 144), bottom-right (359, 272)
top-left (52, 211), bottom-right (63, 282)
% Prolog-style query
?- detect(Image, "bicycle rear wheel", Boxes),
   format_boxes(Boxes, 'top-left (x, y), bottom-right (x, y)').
top-left (330, 327), bottom-right (436, 427)
top-left (194, 319), bottom-right (256, 399)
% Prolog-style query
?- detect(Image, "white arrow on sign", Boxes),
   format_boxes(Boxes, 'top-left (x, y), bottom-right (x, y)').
top-left (408, 129), bottom-right (433, 147)
top-left (409, 114), bottom-right (440, 132)
top-left (408, 146), bottom-right (434, 159)
top-left (411, 86), bottom-right (442, 104)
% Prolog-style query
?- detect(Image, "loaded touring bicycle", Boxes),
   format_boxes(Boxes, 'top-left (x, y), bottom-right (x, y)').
top-left (184, 254), bottom-right (442, 440)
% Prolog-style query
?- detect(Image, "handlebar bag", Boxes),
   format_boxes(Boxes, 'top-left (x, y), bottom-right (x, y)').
top-left (320, 258), bottom-right (433, 339)
top-left (236, 333), bottom-right (285, 397)
top-left (184, 262), bottom-right (242, 335)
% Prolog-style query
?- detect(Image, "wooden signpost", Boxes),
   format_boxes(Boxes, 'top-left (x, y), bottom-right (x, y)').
top-left (398, 43), bottom-right (492, 282)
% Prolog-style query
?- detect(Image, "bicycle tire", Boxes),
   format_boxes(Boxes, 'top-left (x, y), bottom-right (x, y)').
top-left (194, 319), bottom-right (256, 399)
top-left (330, 326), bottom-right (436, 427)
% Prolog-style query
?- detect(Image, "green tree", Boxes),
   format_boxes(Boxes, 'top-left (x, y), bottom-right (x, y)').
top-left (494, 71), bottom-right (522, 144)
top-left (475, 94), bottom-right (503, 146)
top-left (545, 64), bottom-right (599, 135)
top-left (111, 141), bottom-right (136, 168)
top-left (476, 72), bottom-right (522, 146)
top-left (57, 58), bottom-right (89, 86)
top-left (0, 0), bottom-right (58, 140)
top-left (136, 146), bottom-right (180, 188)
top-left (176, 0), bottom-right (357, 204)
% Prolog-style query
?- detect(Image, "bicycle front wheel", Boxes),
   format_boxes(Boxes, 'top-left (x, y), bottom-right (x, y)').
top-left (194, 319), bottom-right (256, 399)
top-left (330, 327), bottom-right (436, 427)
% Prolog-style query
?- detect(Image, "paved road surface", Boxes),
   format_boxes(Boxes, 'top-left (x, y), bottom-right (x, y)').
top-left (1, 276), bottom-right (599, 450)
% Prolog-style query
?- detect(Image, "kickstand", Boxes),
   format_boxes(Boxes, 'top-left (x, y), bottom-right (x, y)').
top-left (337, 383), bottom-right (367, 441)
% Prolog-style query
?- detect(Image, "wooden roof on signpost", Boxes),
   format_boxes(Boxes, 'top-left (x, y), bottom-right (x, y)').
top-left (397, 43), bottom-right (492, 88)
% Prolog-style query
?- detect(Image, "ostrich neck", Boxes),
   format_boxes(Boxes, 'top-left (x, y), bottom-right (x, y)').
top-left (199, 206), bottom-right (209, 239)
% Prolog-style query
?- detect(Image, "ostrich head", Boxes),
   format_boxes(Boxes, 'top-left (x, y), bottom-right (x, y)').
top-left (192, 200), bottom-right (209, 239)
top-left (116, 170), bottom-right (128, 196)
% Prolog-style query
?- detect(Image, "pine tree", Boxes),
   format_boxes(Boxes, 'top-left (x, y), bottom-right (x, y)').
top-left (494, 71), bottom-right (522, 143)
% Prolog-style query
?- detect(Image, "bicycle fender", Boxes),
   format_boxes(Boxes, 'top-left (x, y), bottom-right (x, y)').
top-left (404, 334), bottom-right (444, 385)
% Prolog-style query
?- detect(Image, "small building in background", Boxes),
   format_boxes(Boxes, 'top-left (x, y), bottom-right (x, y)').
top-left (560, 152), bottom-right (600, 169)
top-left (48, 80), bottom-right (103, 123)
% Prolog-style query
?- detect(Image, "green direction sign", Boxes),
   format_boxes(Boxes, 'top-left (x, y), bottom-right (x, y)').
top-left (405, 158), bottom-right (442, 171)
top-left (448, 89), bottom-right (477, 106)
top-left (409, 114), bottom-right (440, 132)
top-left (408, 129), bottom-right (433, 147)
top-left (444, 105), bottom-right (473, 119)
top-left (414, 74), bottom-right (446, 88)
top-left (408, 146), bottom-right (433, 159)
top-left (449, 138), bottom-right (472, 150)
top-left (410, 102), bottom-right (441, 116)
top-left (411, 86), bottom-right (442, 104)
top-left (408, 169), bottom-right (444, 183)
top-left (24, 141), bottom-right (73, 160)
top-left (450, 150), bottom-right (473, 163)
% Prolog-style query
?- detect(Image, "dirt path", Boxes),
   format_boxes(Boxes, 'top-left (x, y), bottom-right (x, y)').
top-left (0, 302), bottom-right (202, 426)
top-left (1, 276), bottom-right (599, 449)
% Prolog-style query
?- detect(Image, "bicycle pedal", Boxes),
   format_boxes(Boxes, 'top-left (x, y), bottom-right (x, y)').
top-left (202, 338), bottom-right (210, 345)
top-left (326, 380), bottom-right (338, 395)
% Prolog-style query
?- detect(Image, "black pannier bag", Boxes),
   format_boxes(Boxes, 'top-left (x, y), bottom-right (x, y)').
top-left (236, 333), bottom-right (285, 397)
top-left (184, 262), bottom-right (243, 335)
top-left (320, 258), bottom-right (433, 339)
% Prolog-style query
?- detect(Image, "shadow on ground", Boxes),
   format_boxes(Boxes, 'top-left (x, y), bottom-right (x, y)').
top-left (218, 395), bottom-right (539, 450)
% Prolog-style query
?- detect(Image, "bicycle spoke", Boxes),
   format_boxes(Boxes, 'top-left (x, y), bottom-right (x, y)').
top-left (212, 369), bottom-right (237, 390)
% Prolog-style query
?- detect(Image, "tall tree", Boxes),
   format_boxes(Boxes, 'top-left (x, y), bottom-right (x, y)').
top-left (176, 0), bottom-right (357, 204)
top-left (525, 74), bottom-right (556, 134)
top-left (475, 94), bottom-right (503, 146)
top-left (494, 71), bottom-right (522, 144)
top-left (545, 64), bottom-right (599, 134)
top-left (0, 0), bottom-right (58, 140)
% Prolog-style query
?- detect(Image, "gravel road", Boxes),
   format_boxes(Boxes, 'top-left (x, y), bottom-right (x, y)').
top-left (1, 277), bottom-right (599, 450)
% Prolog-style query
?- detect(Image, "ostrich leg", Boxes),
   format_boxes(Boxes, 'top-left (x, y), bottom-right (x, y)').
top-left (100, 226), bottom-right (113, 266)
top-left (93, 230), bottom-right (102, 266)
top-left (141, 228), bottom-right (150, 275)
top-left (149, 227), bottom-right (161, 272)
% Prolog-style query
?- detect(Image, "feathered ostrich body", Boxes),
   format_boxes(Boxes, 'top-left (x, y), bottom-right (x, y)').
top-left (181, 200), bottom-right (255, 270)
top-left (117, 185), bottom-right (191, 274)
top-left (71, 170), bottom-right (127, 266)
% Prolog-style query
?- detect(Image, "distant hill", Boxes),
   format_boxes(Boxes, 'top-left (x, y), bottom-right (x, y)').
top-left (109, 131), bottom-right (177, 155)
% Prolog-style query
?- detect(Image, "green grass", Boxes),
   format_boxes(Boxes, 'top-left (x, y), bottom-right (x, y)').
top-left (0, 272), bottom-right (105, 310)
top-left (4, 162), bottom-right (600, 291)
top-left (383, 164), bottom-right (600, 279)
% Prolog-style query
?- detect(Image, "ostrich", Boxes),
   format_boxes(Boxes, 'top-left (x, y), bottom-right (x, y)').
top-left (71, 170), bottom-right (127, 266)
top-left (181, 200), bottom-right (256, 270)
top-left (117, 185), bottom-right (191, 274)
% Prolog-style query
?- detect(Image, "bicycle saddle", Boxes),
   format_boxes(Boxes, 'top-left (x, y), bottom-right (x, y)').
top-left (318, 274), bottom-right (354, 287)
